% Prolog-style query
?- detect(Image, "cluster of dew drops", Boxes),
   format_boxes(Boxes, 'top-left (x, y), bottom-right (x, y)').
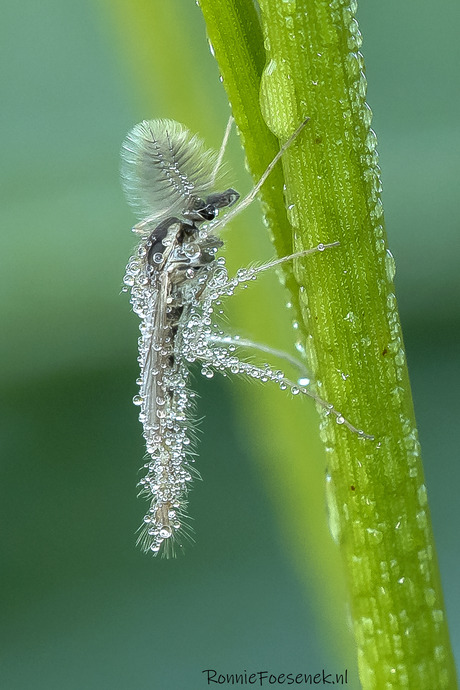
top-left (123, 233), bottom-right (368, 553)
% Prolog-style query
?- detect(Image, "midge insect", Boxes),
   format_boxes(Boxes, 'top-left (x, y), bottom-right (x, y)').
top-left (121, 117), bottom-right (371, 556)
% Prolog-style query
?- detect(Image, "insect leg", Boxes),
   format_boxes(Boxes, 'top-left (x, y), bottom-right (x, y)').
top-left (206, 242), bottom-right (339, 300)
top-left (197, 349), bottom-right (373, 440)
top-left (208, 117), bottom-right (310, 233)
top-left (207, 334), bottom-right (309, 380)
top-left (210, 115), bottom-right (234, 187)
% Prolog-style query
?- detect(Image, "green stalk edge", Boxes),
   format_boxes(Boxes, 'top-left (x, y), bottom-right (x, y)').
top-left (199, 0), bottom-right (457, 687)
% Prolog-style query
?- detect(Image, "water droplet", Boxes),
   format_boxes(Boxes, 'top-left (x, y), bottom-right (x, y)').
top-left (346, 52), bottom-right (360, 79)
top-left (344, 311), bottom-right (356, 323)
top-left (287, 202), bottom-right (299, 228)
top-left (366, 528), bottom-right (383, 544)
top-left (387, 292), bottom-right (396, 310)
top-left (375, 238), bottom-right (385, 254)
top-left (325, 473), bottom-right (341, 544)
top-left (183, 242), bottom-right (201, 260)
top-left (391, 386), bottom-right (404, 403)
top-left (370, 198), bottom-right (384, 220)
top-left (359, 616), bottom-right (375, 636)
top-left (432, 609), bottom-right (444, 623)
top-left (295, 340), bottom-right (306, 357)
top-left (395, 348), bottom-right (405, 366)
top-left (361, 101), bottom-right (373, 128)
top-left (385, 249), bottom-right (396, 281)
top-left (260, 59), bottom-right (299, 139)
top-left (347, 19), bottom-right (363, 50)
top-left (417, 483), bottom-right (427, 507)
top-left (416, 510), bottom-right (427, 530)
top-left (279, 0), bottom-right (296, 15)
top-left (434, 645), bottom-right (446, 662)
top-left (364, 130), bottom-right (377, 155)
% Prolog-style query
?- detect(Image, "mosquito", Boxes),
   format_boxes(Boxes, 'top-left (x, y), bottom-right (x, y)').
top-left (121, 116), bottom-right (371, 556)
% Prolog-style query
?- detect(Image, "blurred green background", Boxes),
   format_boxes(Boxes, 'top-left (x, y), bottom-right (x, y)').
top-left (1, 1), bottom-right (458, 688)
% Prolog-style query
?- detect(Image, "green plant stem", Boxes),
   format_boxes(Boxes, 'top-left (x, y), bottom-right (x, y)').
top-left (198, 0), bottom-right (307, 311)
top-left (199, 0), bottom-right (457, 687)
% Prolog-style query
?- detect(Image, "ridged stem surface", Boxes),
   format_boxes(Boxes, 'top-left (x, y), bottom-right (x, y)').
top-left (199, 0), bottom-right (457, 687)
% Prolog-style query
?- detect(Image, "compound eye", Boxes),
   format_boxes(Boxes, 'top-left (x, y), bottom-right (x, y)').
top-left (199, 205), bottom-right (216, 221)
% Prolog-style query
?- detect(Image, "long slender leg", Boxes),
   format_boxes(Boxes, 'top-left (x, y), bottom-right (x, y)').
top-left (196, 350), bottom-right (374, 440)
top-left (210, 115), bottom-right (234, 186)
top-left (208, 117), bottom-right (310, 234)
top-left (207, 334), bottom-right (310, 381)
top-left (234, 242), bottom-right (340, 280)
top-left (206, 242), bottom-right (339, 300)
